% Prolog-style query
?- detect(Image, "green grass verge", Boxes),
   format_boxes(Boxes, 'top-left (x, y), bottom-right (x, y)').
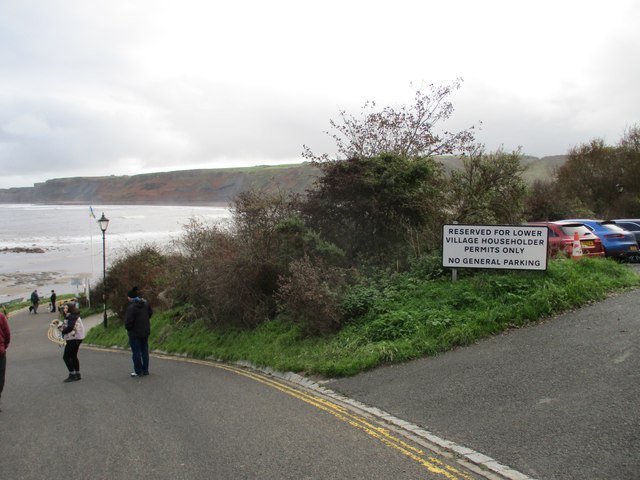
top-left (84, 258), bottom-right (640, 377)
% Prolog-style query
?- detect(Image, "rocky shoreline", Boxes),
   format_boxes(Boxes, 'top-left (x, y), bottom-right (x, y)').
top-left (1, 247), bottom-right (46, 253)
top-left (1, 271), bottom-right (59, 293)
top-left (0, 271), bottom-right (83, 302)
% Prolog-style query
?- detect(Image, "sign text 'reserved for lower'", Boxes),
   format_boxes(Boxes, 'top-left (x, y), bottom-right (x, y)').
top-left (442, 224), bottom-right (549, 271)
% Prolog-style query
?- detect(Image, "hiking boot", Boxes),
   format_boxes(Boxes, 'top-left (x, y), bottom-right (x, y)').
top-left (63, 374), bottom-right (76, 383)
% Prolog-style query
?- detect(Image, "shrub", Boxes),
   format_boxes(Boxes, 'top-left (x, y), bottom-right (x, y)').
top-left (363, 311), bottom-right (419, 342)
top-left (172, 191), bottom-right (347, 330)
top-left (301, 154), bottom-right (447, 269)
top-left (408, 254), bottom-right (448, 280)
top-left (172, 219), bottom-right (267, 328)
top-left (276, 256), bottom-right (346, 336)
top-left (100, 243), bottom-right (170, 319)
top-left (341, 284), bottom-right (381, 320)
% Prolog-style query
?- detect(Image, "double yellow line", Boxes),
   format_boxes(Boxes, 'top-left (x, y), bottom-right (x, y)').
top-left (58, 336), bottom-right (475, 479)
top-left (162, 355), bottom-right (474, 480)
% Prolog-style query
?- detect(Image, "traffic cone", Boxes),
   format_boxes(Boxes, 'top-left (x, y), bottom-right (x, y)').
top-left (571, 231), bottom-right (583, 260)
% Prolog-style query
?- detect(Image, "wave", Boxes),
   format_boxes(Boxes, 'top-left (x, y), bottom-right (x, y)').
top-left (0, 204), bottom-right (232, 298)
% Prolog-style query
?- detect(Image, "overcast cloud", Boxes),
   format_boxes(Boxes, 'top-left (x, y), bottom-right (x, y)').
top-left (1, 0), bottom-right (638, 188)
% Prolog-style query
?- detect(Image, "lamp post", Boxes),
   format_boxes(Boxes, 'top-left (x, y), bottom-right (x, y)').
top-left (97, 212), bottom-right (110, 328)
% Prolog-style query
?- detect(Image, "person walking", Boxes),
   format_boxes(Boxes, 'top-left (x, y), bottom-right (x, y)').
top-left (30, 289), bottom-right (40, 314)
top-left (50, 290), bottom-right (57, 312)
top-left (125, 287), bottom-right (153, 377)
top-left (0, 310), bottom-right (10, 411)
top-left (58, 303), bottom-right (85, 382)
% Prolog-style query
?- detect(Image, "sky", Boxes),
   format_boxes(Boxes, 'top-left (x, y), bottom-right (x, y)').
top-left (1, 0), bottom-right (639, 189)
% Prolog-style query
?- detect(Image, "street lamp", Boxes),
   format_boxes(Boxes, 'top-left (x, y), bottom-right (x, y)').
top-left (97, 212), bottom-right (110, 328)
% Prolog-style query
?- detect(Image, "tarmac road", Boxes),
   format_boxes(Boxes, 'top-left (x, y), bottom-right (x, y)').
top-left (4, 264), bottom-right (638, 479)
top-left (0, 308), bottom-right (486, 480)
top-left (327, 265), bottom-right (640, 480)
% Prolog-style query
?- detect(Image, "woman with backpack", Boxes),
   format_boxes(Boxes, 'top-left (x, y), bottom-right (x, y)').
top-left (58, 303), bottom-right (85, 382)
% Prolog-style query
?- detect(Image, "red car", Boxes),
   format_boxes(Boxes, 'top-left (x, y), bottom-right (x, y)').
top-left (527, 221), bottom-right (605, 258)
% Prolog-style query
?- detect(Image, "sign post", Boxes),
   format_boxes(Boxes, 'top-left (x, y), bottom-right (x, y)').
top-left (442, 224), bottom-right (548, 272)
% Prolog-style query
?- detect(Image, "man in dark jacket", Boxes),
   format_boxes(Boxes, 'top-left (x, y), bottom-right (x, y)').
top-left (50, 290), bottom-right (57, 313)
top-left (0, 310), bottom-right (10, 411)
top-left (124, 287), bottom-right (153, 377)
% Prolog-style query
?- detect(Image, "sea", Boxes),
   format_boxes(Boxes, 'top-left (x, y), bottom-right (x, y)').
top-left (0, 204), bottom-right (231, 304)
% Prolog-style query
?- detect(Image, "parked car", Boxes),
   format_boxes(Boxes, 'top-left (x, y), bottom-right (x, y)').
top-left (561, 219), bottom-right (639, 261)
top-left (528, 221), bottom-right (605, 258)
top-left (610, 219), bottom-right (640, 246)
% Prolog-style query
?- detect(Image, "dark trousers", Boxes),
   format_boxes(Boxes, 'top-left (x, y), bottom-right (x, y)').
top-left (0, 353), bottom-right (6, 398)
top-left (129, 334), bottom-right (149, 375)
top-left (63, 339), bottom-right (82, 372)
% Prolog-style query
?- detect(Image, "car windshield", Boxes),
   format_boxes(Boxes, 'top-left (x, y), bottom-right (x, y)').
top-left (617, 222), bottom-right (640, 230)
top-left (600, 223), bottom-right (626, 233)
top-left (559, 224), bottom-right (593, 236)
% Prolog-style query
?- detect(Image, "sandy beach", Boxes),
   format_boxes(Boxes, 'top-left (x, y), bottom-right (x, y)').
top-left (0, 249), bottom-right (94, 303)
top-left (0, 237), bottom-right (96, 303)
top-left (0, 270), bottom-right (88, 300)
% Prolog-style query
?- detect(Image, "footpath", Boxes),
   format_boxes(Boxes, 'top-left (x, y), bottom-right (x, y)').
top-left (83, 313), bottom-right (105, 331)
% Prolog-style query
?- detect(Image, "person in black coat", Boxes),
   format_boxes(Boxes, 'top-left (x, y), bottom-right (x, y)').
top-left (50, 290), bottom-right (57, 313)
top-left (30, 290), bottom-right (39, 314)
top-left (0, 310), bottom-right (10, 411)
top-left (124, 287), bottom-right (153, 377)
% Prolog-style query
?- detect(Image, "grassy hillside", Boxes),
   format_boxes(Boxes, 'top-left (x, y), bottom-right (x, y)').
top-left (521, 155), bottom-right (566, 183)
top-left (0, 163), bottom-right (321, 205)
top-left (0, 156), bottom-right (565, 205)
top-left (438, 154), bottom-right (565, 183)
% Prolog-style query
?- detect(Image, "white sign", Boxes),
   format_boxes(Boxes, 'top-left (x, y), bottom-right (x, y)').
top-left (442, 224), bottom-right (548, 271)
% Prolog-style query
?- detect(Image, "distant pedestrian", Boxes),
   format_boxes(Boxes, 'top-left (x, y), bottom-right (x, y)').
top-left (30, 290), bottom-right (40, 314)
top-left (50, 290), bottom-right (57, 312)
top-left (58, 303), bottom-right (85, 382)
top-left (125, 287), bottom-right (153, 377)
top-left (0, 310), bottom-right (10, 411)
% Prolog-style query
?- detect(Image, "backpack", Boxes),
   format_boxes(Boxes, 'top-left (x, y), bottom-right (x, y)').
top-left (64, 317), bottom-right (85, 341)
top-left (74, 317), bottom-right (85, 340)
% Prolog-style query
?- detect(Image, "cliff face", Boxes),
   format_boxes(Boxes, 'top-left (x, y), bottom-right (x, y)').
top-left (0, 156), bottom-right (565, 205)
top-left (0, 164), bottom-right (321, 205)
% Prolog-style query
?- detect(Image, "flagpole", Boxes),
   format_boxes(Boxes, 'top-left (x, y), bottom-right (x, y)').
top-left (89, 206), bottom-right (96, 308)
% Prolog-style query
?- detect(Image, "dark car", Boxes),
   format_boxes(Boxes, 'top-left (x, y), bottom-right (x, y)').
top-left (562, 219), bottom-right (639, 260)
top-left (610, 219), bottom-right (640, 246)
top-left (528, 221), bottom-right (605, 258)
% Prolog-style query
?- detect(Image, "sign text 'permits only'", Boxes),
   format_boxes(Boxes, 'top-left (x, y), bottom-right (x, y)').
top-left (442, 224), bottom-right (549, 271)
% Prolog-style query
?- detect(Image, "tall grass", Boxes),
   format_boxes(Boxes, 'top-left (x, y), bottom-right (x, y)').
top-left (84, 258), bottom-right (639, 377)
